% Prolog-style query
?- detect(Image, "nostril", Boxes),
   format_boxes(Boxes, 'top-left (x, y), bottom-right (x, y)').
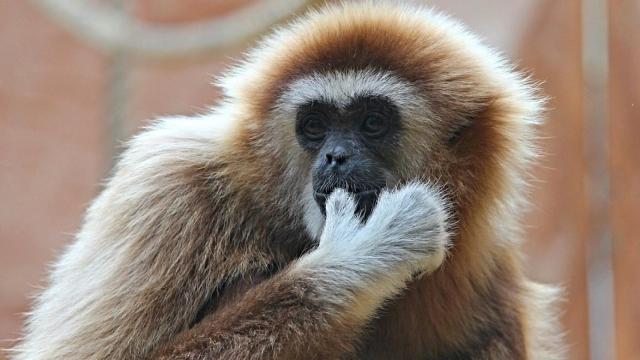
top-left (325, 152), bottom-right (348, 166)
top-left (334, 154), bottom-right (347, 164)
top-left (325, 153), bottom-right (333, 164)
top-left (325, 146), bottom-right (350, 166)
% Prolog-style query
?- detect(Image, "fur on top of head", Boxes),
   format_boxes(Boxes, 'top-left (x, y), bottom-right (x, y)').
top-left (219, 0), bottom-right (541, 117)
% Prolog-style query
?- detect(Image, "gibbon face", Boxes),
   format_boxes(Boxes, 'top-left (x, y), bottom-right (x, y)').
top-left (280, 69), bottom-right (447, 228)
top-left (219, 2), bottom-right (537, 239)
top-left (297, 93), bottom-right (402, 219)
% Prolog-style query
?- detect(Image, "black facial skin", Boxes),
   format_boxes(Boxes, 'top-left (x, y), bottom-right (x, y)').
top-left (295, 96), bottom-right (401, 219)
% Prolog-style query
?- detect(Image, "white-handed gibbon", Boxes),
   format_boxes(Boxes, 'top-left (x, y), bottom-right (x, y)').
top-left (12, 2), bottom-right (563, 359)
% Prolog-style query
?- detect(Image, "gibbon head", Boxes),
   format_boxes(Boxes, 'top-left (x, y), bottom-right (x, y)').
top-left (218, 2), bottom-right (542, 239)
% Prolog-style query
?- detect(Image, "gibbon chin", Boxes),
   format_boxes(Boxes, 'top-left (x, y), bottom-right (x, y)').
top-left (12, 2), bottom-right (563, 360)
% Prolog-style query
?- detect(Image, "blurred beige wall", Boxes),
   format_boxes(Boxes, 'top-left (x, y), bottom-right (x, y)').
top-left (1, 1), bottom-right (638, 359)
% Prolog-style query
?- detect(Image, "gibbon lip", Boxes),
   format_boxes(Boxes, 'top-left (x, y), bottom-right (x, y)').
top-left (313, 187), bottom-right (382, 219)
top-left (314, 188), bottom-right (381, 198)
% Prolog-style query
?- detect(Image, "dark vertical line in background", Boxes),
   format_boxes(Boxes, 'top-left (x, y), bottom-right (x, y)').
top-left (582, 0), bottom-right (615, 359)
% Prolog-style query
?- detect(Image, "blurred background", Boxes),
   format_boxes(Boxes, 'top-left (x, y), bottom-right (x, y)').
top-left (0, 0), bottom-right (637, 359)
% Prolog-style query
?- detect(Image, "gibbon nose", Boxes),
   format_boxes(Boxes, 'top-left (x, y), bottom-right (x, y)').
top-left (325, 146), bottom-right (351, 167)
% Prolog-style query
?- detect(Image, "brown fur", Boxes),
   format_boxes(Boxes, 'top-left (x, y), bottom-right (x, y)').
top-left (13, 2), bottom-right (562, 360)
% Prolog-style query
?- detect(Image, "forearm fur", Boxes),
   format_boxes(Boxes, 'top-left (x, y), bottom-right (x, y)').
top-left (153, 264), bottom-right (374, 360)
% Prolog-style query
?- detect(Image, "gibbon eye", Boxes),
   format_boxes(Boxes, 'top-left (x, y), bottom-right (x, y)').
top-left (362, 114), bottom-right (388, 138)
top-left (302, 115), bottom-right (327, 141)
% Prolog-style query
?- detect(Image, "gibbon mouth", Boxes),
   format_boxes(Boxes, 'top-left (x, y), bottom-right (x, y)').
top-left (313, 187), bottom-right (382, 219)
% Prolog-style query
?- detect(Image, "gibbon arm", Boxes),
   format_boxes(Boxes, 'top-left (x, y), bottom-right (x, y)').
top-left (152, 186), bottom-right (450, 360)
